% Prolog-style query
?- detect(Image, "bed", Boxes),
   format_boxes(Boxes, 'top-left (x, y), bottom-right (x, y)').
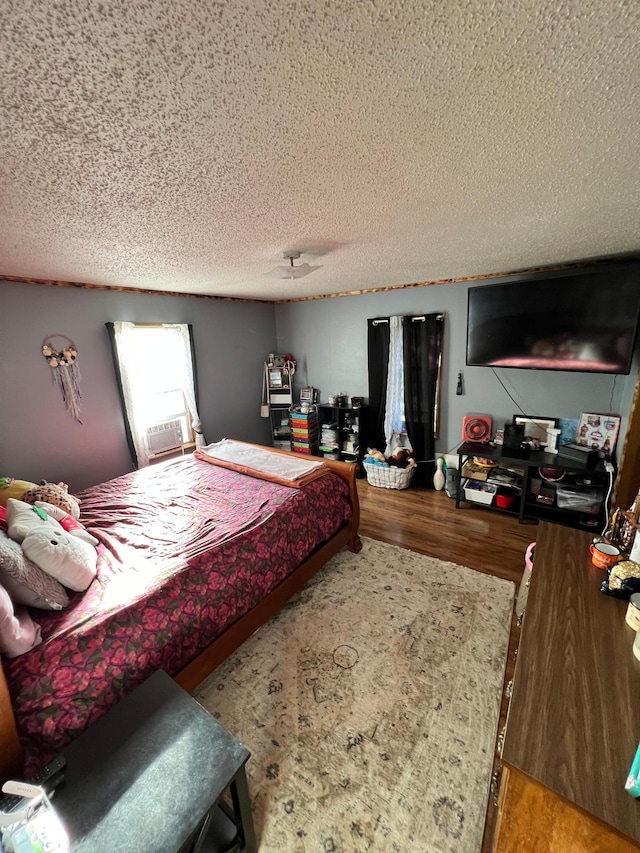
top-left (0, 443), bottom-right (361, 780)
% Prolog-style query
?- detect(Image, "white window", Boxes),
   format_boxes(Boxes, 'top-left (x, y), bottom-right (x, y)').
top-left (384, 315), bottom-right (406, 453)
top-left (110, 322), bottom-right (205, 467)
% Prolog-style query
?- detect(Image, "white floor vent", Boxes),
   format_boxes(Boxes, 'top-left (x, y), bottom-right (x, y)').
top-left (146, 420), bottom-right (183, 454)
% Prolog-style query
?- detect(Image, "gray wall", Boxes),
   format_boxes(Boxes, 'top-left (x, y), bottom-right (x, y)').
top-left (1, 276), bottom-right (635, 493)
top-left (275, 278), bottom-right (636, 463)
top-left (0, 281), bottom-right (276, 491)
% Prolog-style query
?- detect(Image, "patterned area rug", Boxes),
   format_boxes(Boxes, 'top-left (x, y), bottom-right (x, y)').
top-left (195, 537), bottom-right (514, 852)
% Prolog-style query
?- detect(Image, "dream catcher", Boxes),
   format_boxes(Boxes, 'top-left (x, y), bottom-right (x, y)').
top-left (41, 335), bottom-right (82, 422)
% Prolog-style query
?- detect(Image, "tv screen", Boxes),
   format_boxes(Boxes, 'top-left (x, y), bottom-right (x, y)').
top-left (466, 264), bottom-right (640, 374)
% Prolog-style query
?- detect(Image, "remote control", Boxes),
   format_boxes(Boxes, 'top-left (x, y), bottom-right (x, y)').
top-left (0, 755), bottom-right (66, 813)
top-left (29, 754), bottom-right (66, 792)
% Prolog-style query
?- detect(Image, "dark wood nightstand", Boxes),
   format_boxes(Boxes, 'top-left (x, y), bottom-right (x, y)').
top-left (53, 670), bottom-right (257, 853)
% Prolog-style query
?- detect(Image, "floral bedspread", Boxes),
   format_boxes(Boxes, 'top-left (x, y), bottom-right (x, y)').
top-left (4, 456), bottom-right (352, 773)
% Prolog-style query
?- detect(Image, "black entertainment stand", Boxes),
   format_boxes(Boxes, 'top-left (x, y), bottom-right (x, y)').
top-left (455, 442), bottom-right (610, 531)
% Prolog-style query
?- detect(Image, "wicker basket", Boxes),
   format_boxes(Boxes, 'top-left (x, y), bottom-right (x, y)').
top-left (363, 459), bottom-right (416, 490)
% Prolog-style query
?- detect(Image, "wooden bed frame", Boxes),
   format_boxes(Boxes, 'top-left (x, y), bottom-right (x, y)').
top-left (0, 451), bottom-right (361, 781)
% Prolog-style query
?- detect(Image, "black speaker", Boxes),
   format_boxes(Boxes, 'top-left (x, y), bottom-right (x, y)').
top-left (503, 422), bottom-right (527, 456)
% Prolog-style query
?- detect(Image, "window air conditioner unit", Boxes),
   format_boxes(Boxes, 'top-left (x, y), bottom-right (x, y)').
top-left (146, 420), bottom-right (183, 454)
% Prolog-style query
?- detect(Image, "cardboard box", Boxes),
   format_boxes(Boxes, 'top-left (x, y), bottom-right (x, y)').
top-left (462, 460), bottom-right (489, 481)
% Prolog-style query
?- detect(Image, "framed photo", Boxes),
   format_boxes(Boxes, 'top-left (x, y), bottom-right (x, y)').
top-left (513, 415), bottom-right (559, 446)
top-left (576, 413), bottom-right (620, 457)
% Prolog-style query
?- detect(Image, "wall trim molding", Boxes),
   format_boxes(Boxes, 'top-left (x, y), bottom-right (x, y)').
top-left (1, 255), bottom-right (638, 304)
top-left (272, 256), bottom-right (640, 303)
top-left (0, 275), bottom-right (267, 304)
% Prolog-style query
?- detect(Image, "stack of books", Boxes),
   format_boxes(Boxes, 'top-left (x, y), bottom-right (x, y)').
top-left (290, 407), bottom-right (319, 455)
top-left (319, 423), bottom-right (340, 459)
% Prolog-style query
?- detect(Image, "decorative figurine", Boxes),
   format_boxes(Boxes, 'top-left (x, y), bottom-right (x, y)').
top-left (433, 457), bottom-right (445, 490)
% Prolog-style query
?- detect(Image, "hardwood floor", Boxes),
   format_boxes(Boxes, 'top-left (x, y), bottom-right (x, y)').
top-left (357, 478), bottom-right (534, 580)
top-left (357, 479), bottom-right (535, 853)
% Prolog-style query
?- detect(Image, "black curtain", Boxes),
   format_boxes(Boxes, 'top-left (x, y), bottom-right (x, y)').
top-left (367, 318), bottom-right (390, 453)
top-left (105, 322), bottom-right (137, 466)
top-left (187, 324), bottom-right (205, 440)
top-left (403, 314), bottom-right (444, 487)
top-left (187, 325), bottom-right (200, 412)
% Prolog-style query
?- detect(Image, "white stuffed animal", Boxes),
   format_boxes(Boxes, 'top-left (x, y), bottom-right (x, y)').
top-left (5, 498), bottom-right (64, 544)
top-left (22, 525), bottom-right (97, 592)
top-left (35, 501), bottom-right (99, 547)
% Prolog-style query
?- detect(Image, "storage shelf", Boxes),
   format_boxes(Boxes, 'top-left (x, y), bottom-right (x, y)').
top-left (459, 497), bottom-right (520, 516)
top-left (318, 404), bottom-right (367, 475)
top-left (523, 502), bottom-right (602, 530)
top-left (456, 442), bottom-right (609, 531)
top-left (524, 498), bottom-right (601, 516)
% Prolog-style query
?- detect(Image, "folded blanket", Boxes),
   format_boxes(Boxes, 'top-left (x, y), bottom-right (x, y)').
top-left (195, 440), bottom-right (327, 488)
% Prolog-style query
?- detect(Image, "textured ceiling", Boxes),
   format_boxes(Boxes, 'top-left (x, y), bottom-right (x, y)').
top-left (1, 0), bottom-right (639, 301)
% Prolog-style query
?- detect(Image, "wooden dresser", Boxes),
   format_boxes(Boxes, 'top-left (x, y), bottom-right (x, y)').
top-left (494, 522), bottom-right (640, 852)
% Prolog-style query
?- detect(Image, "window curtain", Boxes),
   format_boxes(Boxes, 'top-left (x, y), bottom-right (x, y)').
top-left (105, 322), bottom-right (138, 466)
top-left (384, 315), bottom-right (405, 454)
top-left (162, 324), bottom-right (206, 450)
top-left (367, 319), bottom-right (390, 453)
top-left (106, 322), bottom-right (206, 469)
top-left (403, 314), bottom-right (444, 487)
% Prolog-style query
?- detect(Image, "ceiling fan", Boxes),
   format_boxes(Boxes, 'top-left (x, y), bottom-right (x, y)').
top-left (267, 251), bottom-right (321, 280)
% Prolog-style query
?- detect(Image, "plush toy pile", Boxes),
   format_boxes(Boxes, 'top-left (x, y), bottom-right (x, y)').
top-left (363, 447), bottom-right (414, 469)
top-left (0, 477), bottom-right (98, 658)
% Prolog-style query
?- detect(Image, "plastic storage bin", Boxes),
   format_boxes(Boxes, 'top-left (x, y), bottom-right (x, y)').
top-left (555, 485), bottom-right (602, 513)
top-left (463, 479), bottom-right (497, 505)
top-left (495, 490), bottom-right (516, 509)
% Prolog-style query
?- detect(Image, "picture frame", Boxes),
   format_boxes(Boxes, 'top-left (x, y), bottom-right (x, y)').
top-left (576, 412), bottom-right (621, 457)
top-left (512, 415), bottom-right (559, 446)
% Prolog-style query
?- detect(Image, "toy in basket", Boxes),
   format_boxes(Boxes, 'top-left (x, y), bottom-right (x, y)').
top-left (363, 449), bottom-right (417, 490)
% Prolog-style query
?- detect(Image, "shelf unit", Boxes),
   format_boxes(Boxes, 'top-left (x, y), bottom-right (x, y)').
top-left (455, 442), bottom-right (611, 531)
top-left (290, 406), bottom-right (319, 456)
top-left (270, 406), bottom-right (292, 451)
top-left (317, 405), bottom-right (367, 472)
top-left (265, 356), bottom-right (294, 451)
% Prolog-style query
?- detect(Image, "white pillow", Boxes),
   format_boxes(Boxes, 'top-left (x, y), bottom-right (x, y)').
top-left (22, 525), bottom-right (97, 592)
top-left (6, 498), bottom-right (63, 544)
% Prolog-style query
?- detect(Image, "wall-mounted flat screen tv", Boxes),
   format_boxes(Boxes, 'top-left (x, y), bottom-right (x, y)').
top-left (466, 263), bottom-right (640, 374)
